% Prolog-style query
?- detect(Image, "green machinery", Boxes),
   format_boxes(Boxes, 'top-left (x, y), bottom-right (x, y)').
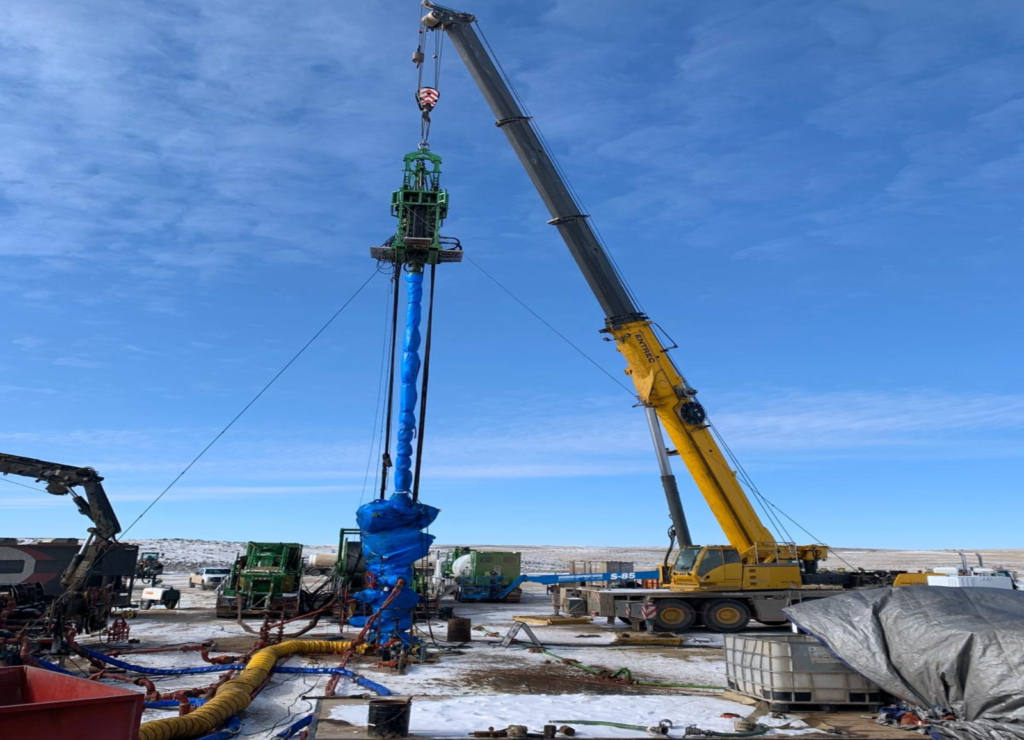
top-left (442, 548), bottom-right (523, 602)
top-left (370, 149), bottom-right (461, 269)
top-left (215, 542), bottom-right (304, 618)
top-left (331, 528), bottom-right (370, 622)
top-left (333, 528), bottom-right (366, 591)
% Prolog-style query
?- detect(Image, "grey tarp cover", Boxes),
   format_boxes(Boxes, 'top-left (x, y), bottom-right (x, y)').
top-left (783, 587), bottom-right (1024, 740)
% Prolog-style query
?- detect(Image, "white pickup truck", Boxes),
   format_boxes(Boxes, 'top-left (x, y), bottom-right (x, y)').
top-left (188, 567), bottom-right (232, 590)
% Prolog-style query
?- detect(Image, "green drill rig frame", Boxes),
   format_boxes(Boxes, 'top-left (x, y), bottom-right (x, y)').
top-left (371, 149), bottom-right (462, 269)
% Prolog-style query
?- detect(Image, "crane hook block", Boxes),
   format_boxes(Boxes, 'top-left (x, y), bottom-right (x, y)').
top-left (417, 87), bottom-right (440, 112)
top-left (370, 149), bottom-right (462, 269)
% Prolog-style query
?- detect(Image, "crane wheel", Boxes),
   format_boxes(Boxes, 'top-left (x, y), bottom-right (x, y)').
top-left (705, 599), bottom-right (750, 632)
top-left (652, 599), bottom-right (696, 632)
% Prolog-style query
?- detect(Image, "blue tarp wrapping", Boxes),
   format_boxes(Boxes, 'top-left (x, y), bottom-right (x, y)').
top-left (395, 270), bottom-right (423, 494)
top-left (351, 269), bottom-right (439, 643)
top-left (351, 493), bottom-right (438, 641)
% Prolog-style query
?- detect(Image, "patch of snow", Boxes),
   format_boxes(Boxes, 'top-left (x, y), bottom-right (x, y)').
top-left (329, 694), bottom-right (811, 738)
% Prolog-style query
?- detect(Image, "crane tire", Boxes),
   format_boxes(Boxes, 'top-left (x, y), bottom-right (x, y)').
top-left (165, 600), bottom-right (179, 610)
top-left (652, 599), bottom-right (697, 632)
top-left (705, 599), bottom-right (751, 632)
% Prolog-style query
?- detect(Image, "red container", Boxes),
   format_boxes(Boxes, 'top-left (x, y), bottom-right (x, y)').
top-left (0, 665), bottom-right (143, 740)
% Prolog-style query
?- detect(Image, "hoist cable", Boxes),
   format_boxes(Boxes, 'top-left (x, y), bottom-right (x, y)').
top-left (467, 255), bottom-right (635, 397)
top-left (0, 477), bottom-right (47, 492)
top-left (411, 264), bottom-right (437, 503)
top-left (378, 270), bottom-right (402, 500)
top-left (707, 420), bottom-right (795, 545)
top-left (13, 271), bottom-right (380, 638)
top-left (361, 274), bottom-right (397, 505)
top-left (120, 270), bottom-right (379, 536)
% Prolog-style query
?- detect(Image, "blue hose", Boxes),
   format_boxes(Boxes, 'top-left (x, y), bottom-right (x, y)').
top-left (145, 698), bottom-right (207, 709)
top-left (276, 713), bottom-right (313, 738)
top-left (79, 646), bottom-right (245, 674)
top-left (197, 715), bottom-right (242, 739)
top-left (273, 665), bottom-right (392, 696)
top-left (199, 715), bottom-right (242, 739)
top-left (80, 648), bottom-right (392, 695)
top-left (32, 656), bottom-right (76, 675)
top-left (35, 653), bottom-right (246, 738)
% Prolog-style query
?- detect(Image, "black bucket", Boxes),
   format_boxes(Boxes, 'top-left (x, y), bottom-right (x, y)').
top-left (447, 616), bottom-right (472, 642)
top-left (367, 697), bottom-right (412, 739)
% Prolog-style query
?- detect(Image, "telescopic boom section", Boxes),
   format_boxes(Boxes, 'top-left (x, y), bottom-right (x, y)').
top-left (422, 2), bottom-right (815, 564)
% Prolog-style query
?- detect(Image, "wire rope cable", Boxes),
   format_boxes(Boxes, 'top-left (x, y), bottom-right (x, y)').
top-left (467, 255), bottom-right (635, 397)
top-left (0, 477), bottom-right (47, 492)
top-left (361, 271), bottom-right (397, 505)
top-left (120, 270), bottom-right (379, 537)
top-left (377, 269), bottom-right (402, 500)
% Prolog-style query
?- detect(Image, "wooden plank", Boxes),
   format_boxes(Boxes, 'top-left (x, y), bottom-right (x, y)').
top-left (613, 633), bottom-right (685, 646)
top-left (511, 615), bottom-right (592, 626)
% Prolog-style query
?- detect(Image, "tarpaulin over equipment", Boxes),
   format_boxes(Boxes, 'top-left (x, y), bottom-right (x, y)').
top-left (784, 587), bottom-right (1024, 740)
top-left (351, 492), bottom-right (438, 642)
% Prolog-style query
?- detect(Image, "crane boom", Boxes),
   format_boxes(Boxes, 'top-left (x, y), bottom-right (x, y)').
top-left (422, 2), bottom-right (825, 567)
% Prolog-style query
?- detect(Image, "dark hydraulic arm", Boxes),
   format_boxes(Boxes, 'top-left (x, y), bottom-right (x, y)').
top-left (0, 452), bottom-right (122, 591)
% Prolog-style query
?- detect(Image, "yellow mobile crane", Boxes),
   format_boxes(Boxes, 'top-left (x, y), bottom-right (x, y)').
top-left (419, 3), bottom-right (892, 632)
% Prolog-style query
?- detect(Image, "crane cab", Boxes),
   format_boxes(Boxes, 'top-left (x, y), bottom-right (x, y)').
top-left (668, 545), bottom-right (803, 591)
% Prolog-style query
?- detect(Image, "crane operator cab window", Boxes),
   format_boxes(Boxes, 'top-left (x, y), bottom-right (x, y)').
top-left (698, 548), bottom-right (724, 577)
top-left (674, 546), bottom-right (704, 573)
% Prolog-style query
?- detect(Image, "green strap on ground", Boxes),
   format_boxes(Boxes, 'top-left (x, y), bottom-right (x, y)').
top-left (540, 650), bottom-right (726, 690)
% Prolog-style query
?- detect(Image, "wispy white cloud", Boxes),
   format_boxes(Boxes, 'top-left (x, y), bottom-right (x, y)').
top-left (711, 389), bottom-right (1024, 453)
top-left (12, 336), bottom-right (46, 349)
top-left (0, 483), bottom-right (360, 510)
top-left (52, 356), bottom-right (106, 369)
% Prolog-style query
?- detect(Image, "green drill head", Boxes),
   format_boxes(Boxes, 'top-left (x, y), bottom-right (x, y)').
top-left (387, 149), bottom-right (449, 270)
top-left (369, 149), bottom-right (462, 268)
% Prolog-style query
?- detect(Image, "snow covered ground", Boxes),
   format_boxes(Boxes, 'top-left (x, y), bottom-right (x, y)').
top-left (119, 538), bottom-right (1024, 574)
top-left (42, 538), bottom-right (1021, 739)
top-left (329, 694), bottom-right (815, 738)
top-left (56, 572), bottom-right (781, 739)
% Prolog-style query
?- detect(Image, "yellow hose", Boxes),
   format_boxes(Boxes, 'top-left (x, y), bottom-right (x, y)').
top-left (139, 640), bottom-right (354, 740)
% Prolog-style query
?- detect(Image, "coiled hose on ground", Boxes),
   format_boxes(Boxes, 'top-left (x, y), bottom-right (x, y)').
top-left (137, 640), bottom-right (356, 740)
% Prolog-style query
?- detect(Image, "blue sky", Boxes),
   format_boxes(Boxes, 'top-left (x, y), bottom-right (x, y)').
top-left (1, 1), bottom-right (1022, 552)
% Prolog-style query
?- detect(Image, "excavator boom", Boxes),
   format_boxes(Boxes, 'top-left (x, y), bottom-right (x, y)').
top-left (0, 452), bottom-right (122, 591)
